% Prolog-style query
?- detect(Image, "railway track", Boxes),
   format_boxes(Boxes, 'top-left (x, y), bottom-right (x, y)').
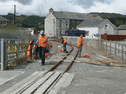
top-left (1, 40), bottom-right (79, 94)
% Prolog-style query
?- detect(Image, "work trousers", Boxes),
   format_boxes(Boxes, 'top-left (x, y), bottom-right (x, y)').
top-left (63, 43), bottom-right (67, 52)
top-left (38, 47), bottom-right (46, 65)
top-left (78, 44), bottom-right (82, 57)
top-left (34, 47), bottom-right (38, 60)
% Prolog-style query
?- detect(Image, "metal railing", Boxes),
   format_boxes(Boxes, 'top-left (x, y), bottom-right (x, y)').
top-left (0, 39), bottom-right (32, 70)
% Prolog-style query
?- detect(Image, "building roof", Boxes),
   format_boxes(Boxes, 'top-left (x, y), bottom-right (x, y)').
top-left (117, 25), bottom-right (126, 30)
top-left (0, 16), bottom-right (10, 22)
top-left (77, 19), bottom-right (107, 28)
top-left (52, 11), bottom-right (102, 20)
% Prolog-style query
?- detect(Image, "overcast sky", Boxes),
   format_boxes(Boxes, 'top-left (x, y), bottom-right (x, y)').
top-left (0, 0), bottom-right (126, 16)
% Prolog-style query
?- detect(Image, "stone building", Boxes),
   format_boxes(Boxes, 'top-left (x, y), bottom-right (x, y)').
top-left (45, 8), bottom-right (102, 37)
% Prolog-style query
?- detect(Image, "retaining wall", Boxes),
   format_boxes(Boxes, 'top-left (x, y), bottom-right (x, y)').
top-left (63, 36), bottom-right (100, 47)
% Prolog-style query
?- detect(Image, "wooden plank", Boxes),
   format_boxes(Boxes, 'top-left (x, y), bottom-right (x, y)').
top-left (97, 55), bottom-right (109, 60)
top-left (10, 71), bottom-right (45, 94)
top-left (115, 42), bottom-right (117, 59)
top-left (111, 63), bottom-right (126, 67)
top-left (122, 44), bottom-right (124, 61)
top-left (48, 73), bottom-right (69, 94)
top-left (62, 74), bottom-right (74, 88)
top-left (110, 40), bottom-right (111, 56)
top-left (22, 72), bottom-right (54, 94)
top-left (1, 71), bottom-right (40, 94)
top-left (95, 56), bottom-right (104, 60)
top-left (34, 72), bottom-right (61, 94)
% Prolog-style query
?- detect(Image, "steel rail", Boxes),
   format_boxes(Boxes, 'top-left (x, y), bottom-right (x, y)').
top-left (44, 40), bottom-right (79, 75)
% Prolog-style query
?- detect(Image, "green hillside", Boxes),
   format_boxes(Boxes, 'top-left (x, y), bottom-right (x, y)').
top-left (90, 12), bottom-right (126, 18)
top-left (1, 12), bottom-right (126, 28)
top-left (1, 13), bottom-right (45, 29)
top-left (90, 12), bottom-right (126, 27)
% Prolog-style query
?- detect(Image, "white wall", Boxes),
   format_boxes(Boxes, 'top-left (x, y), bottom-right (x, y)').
top-left (45, 13), bottom-right (69, 37)
top-left (98, 20), bottom-right (117, 35)
top-left (77, 27), bottom-right (98, 38)
top-left (45, 13), bottom-right (56, 37)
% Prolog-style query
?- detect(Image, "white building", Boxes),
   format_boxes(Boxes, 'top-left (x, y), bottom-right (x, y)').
top-left (45, 8), bottom-right (102, 37)
top-left (23, 28), bottom-right (35, 35)
top-left (77, 19), bottom-right (117, 38)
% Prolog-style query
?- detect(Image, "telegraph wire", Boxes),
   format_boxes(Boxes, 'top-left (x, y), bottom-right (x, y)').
top-left (0, 5), bottom-right (41, 16)
top-left (16, 6), bottom-right (38, 16)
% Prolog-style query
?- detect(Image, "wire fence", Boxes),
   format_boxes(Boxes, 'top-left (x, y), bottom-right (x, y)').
top-left (0, 29), bottom-right (33, 43)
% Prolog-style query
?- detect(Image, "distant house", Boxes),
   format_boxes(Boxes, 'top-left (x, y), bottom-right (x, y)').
top-left (23, 28), bottom-right (35, 35)
top-left (45, 8), bottom-right (102, 37)
top-left (117, 25), bottom-right (126, 35)
top-left (0, 16), bottom-right (10, 26)
top-left (77, 19), bottom-right (117, 38)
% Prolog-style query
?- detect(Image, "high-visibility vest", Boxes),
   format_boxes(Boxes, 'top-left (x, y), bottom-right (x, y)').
top-left (77, 37), bottom-right (83, 47)
top-left (38, 34), bottom-right (48, 48)
top-left (63, 38), bottom-right (67, 44)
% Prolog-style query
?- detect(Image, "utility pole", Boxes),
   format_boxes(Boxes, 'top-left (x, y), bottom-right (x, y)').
top-left (13, 5), bottom-right (16, 25)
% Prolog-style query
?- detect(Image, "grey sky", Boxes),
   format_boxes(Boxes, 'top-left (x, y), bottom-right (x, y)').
top-left (0, 0), bottom-right (126, 16)
top-left (71, 0), bottom-right (106, 8)
top-left (0, 0), bottom-right (33, 5)
top-left (0, 0), bottom-right (106, 7)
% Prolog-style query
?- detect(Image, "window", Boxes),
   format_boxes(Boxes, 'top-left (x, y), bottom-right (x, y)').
top-left (60, 23), bottom-right (61, 27)
top-left (66, 24), bottom-right (67, 28)
top-left (105, 25), bottom-right (107, 30)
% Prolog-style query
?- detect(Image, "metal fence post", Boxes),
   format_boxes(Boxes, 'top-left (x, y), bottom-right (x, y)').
top-left (1, 39), bottom-right (4, 70)
top-left (1, 39), bottom-right (7, 70)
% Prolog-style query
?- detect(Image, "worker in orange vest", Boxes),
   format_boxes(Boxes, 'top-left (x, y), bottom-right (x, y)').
top-left (59, 36), bottom-right (68, 53)
top-left (77, 34), bottom-right (83, 57)
top-left (35, 30), bottom-right (48, 66)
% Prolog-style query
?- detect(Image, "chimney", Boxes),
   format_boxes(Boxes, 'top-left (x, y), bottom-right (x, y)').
top-left (49, 8), bottom-right (54, 13)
